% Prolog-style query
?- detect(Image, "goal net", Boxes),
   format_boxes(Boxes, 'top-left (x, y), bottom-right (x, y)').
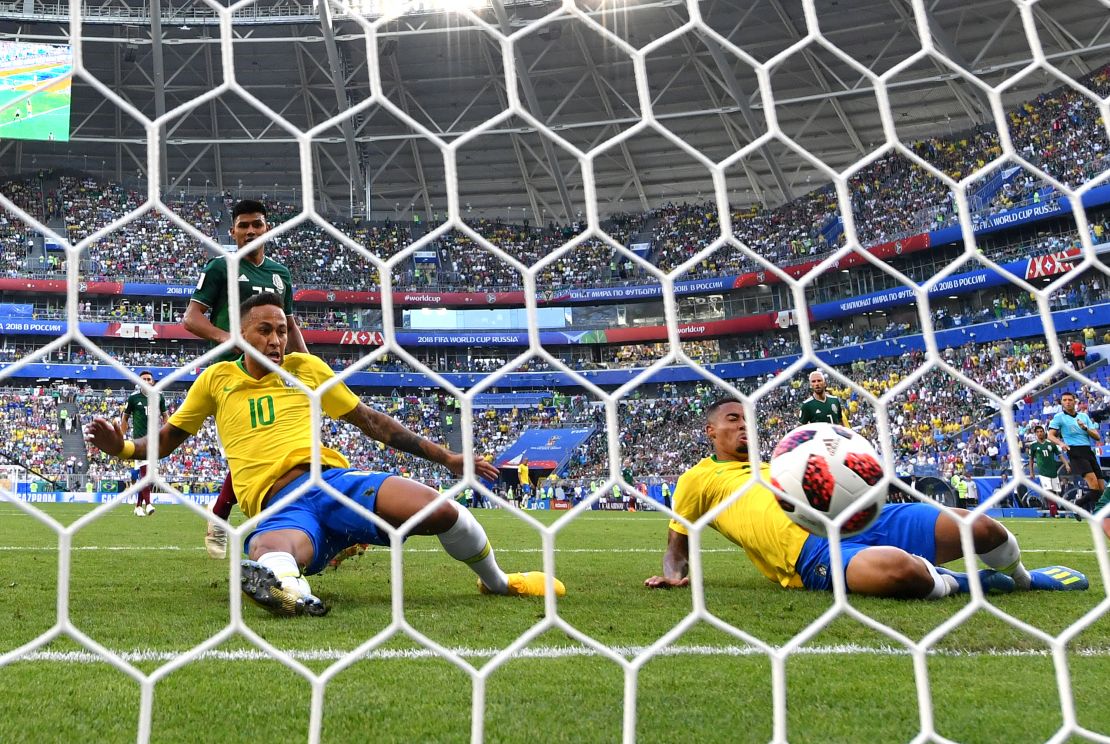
top-left (0, 0), bottom-right (1108, 740)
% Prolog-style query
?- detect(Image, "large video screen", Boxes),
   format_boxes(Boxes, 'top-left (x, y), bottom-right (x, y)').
top-left (0, 40), bottom-right (72, 142)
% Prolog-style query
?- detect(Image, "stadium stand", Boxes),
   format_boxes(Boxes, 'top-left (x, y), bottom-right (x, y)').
top-left (1, 65), bottom-right (1105, 296)
top-left (4, 2), bottom-right (1110, 741)
top-left (3, 330), bottom-right (1098, 500)
top-left (0, 388), bottom-right (70, 482)
top-left (0, 65), bottom-right (1107, 506)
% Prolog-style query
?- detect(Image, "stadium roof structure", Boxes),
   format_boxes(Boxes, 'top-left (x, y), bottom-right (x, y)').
top-left (0, 0), bottom-right (1106, 222)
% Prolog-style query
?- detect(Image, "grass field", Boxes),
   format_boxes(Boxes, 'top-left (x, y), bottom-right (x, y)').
top-left (0, 87), bottom-right (70, 141)
top-left (0, 504), bottom-right (1107, 743)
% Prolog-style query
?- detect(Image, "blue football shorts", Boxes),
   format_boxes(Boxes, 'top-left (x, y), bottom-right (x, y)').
top-left (794, 502), bottom-right (941, 591)
top-left (245, 468), bottom-right (395, 575)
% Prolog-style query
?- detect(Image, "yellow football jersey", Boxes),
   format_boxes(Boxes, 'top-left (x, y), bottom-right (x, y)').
top-left (168, 353), bottom-right (360, 518)
top-left (669, 456), bottom-right (810, 589)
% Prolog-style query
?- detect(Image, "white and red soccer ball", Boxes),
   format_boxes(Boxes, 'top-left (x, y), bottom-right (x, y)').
top-left (770, 423), bottom-right (885, 537)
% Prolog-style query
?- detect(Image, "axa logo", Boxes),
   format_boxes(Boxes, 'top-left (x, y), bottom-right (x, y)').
top-left (1026, 252), bottom-right (1074, 280)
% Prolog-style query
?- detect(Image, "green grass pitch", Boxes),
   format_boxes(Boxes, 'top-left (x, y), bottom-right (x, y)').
top-left (0, 504), bottom-right (1107, 743)
top-left (0, 88), bottom-right (70, 141)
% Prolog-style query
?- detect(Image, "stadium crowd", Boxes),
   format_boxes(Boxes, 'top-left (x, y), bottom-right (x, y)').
top-left (1, 67), bottom-right (1108, 504)
top-left (2, 268), bottom-right (1106, 379)
top-left (1, 327), bottom-right (1099, 499)
top-left (0, 66), bottom-right (1104, 295)
top-left (0, 389), bottom-right (75, 481)
top-left (0, 177), bottom-right (42, 276)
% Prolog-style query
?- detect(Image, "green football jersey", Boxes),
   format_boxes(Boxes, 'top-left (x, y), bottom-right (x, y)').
top-left (799, 395), bottom-right (847, 425)
top-left (1028, 440), bottom-right (1061, 477)
top-left (124, 391), bottom-right (167, 439)
top-left (191, 254), bottom-right (295, 361)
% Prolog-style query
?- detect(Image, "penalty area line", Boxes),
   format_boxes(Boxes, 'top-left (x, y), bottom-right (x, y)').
top-left (12, 643), bottom-right (1110, 665)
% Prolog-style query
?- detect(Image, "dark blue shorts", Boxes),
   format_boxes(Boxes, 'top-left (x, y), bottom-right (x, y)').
top-left (794, 502), bottom-right (941, 591)
top-left (246, 468), bottom-right (395, 575)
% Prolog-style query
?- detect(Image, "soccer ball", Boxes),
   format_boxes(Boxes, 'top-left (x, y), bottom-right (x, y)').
top-left (769, 423), bottom-right (885, 537)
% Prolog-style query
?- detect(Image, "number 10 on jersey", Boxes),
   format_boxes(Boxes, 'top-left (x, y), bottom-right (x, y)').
top-left (249, 395), bottom-right (275, 428)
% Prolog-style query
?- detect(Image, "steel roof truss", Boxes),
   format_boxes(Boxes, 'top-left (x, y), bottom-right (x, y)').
top-left (445, 80), bottom-right (493, 133)
top-left (703, 37), bottom-right (793, 203)
top-left (571, 22), bottom-right (647, 211)
top-left (387, 54), bottom-right (432, 218)
top-left (254, 93), bottom-right (302, 139)
top-left (216, 97), bottom-right (257, 139)
top-left (545, 71), bottom-right (590, 123)
top-left (764, 0), bottom-right (864, 155)
top-left (491, 0), bottom-right (573, 219)
top-left (318, 0), bottom-right (363, 195)
top-left (969, 5), bottom-right (1018, 68)
top-left (370, 140), bottom-right (408, 183)
top-left (167, 143), bottom-right (213, 191)
top-left (1032, 5), bottom-right (1092, 76)
top-left (402, 88), bottom-right (446, 135)
top-left (477, 35), bottom-right (543, 222)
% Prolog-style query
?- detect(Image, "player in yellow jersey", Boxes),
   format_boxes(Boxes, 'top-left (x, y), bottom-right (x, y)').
top-left (184, 199), bottom-right (306, 560)
top-left (518, 457), bottom-right (531, 499)
top-left (86, 293), bottom-right (566, 616)
top-left (644, 399), bottom-right (1088, 597)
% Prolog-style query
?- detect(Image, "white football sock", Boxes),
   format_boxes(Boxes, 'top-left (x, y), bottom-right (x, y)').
top-left (979, 529), bottom-right (1031, 590)
top-left (258, 551), bottom-right (312, 597)
top-left (921, 558), bottom-right (959, 600)
top-left (437, 502), bottom-right (509, 594)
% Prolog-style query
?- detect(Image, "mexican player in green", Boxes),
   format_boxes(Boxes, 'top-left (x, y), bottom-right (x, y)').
top-left (799, 370), bottom-right (848, 426)
top-left (184, 199), bottom-right (307, 360)
top-left (1028, 425), bottom-right (1065, 517)
top-left (183, 199), bottom-right (308, 558)
top-left (122, 370), bottom-right (167, 517)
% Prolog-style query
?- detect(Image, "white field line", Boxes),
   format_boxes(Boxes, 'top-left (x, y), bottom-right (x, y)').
top-left (12, 643), bottom-right (1110, 665)
top-left (0, 545), bottom-right (1099, 555)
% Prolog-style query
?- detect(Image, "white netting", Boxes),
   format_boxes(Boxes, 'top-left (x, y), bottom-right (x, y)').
top-left (1, 0), bottom-right (1109, 741)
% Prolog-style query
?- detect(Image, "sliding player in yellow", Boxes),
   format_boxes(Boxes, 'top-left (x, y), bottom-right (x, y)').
top-left (86, 293), bottom-right (565, 616)
top-left (645, 399), bottom-right (1087, 597)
